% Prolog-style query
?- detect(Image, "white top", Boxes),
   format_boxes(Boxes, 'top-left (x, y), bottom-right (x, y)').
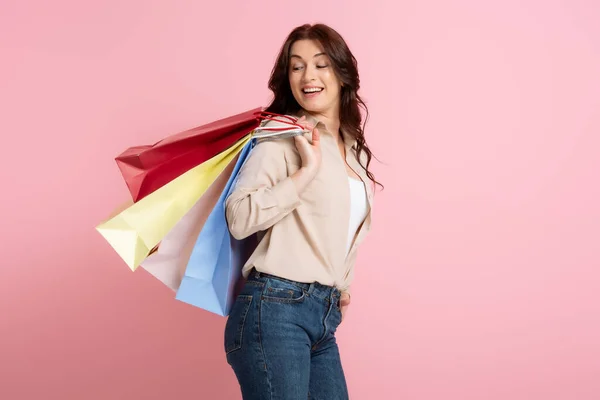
top-left (346, 176), bottom-right (369, 254)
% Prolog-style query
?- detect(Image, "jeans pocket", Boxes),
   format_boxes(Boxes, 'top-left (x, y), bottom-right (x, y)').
top-left (224, 295), bottom-right (253, 354)
top-left (262, 278), bottom-right (306, 303)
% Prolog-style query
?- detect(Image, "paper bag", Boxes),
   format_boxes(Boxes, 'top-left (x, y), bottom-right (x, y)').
top-left (96, 135), bottom-right (251, 270)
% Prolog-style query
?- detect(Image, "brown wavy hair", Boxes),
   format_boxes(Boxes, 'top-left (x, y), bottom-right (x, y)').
top-left (265, 23), bottom-right (382, 189)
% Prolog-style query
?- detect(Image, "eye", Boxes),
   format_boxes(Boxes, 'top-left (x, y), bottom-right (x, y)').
top-left (316, 64), bottom-right (329, 69)
top-left (292, 65), bottom-right (304, 71)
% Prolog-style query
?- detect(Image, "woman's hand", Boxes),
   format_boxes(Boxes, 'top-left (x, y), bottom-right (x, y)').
top-left (340, 291), bottom-right (351, 322)
top-left (293, 116), bottom-right (322, 177)
top-left (290, 116), bottom-right (322, 193)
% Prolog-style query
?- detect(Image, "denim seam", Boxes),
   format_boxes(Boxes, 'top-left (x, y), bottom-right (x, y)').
top-left (313, 294), bottom-right (334, 350)
top-left (261, 291), bottom-right (306, 304)
top-left (259, 271), bottom-right (308, 289)
top-left (225, 295), bottom-right (252, 355)
top-left (258, 286), bottom-right (274, 399)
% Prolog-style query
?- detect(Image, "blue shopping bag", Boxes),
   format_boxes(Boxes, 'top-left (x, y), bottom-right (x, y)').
top-left (175, 139), bottom-right (257, 316)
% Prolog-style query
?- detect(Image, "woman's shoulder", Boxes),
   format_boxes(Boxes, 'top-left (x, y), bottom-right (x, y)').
top-left (350, 144), bottom-right (370, 167)
top-left (254, 135), bottom-right (297, 150)
top-left (254, 115), bottom-right (300, 149)
top-left (252, 131), bottom-right (297, 165)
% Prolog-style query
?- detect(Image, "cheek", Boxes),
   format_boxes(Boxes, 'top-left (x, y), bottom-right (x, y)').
top-left (323, 72), bottom-right (340, 90)
top-left (288, 74), bottom-right (301, 90)
top-left (325, 78), bottom-right (340, 98)
top-left (288, 76), bottom-right (305, 103)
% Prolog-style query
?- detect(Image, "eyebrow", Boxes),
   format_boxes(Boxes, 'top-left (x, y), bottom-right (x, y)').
top-left (290, 52), bottom-right (326, 60)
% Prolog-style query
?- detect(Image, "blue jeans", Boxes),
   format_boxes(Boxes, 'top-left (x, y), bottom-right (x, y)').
top-left (224, 269), bottom-right (348, 400)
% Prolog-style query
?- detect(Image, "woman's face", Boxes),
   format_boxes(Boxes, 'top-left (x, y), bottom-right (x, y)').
top-left (288, 39), bottom-right (341, 116)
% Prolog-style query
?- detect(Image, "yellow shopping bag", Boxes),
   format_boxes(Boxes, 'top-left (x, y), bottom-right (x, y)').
top-left (139, 158), bottom-right (236, 291)
top-left (96, 134), bottom-right (251, 270)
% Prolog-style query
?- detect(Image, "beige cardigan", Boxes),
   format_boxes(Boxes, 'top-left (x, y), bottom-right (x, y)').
top-left (225, 114), bottom-right (374, 293)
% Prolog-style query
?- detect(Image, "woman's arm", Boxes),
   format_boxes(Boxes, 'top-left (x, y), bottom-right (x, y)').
top-left (226, 118), bottom-right (321, 240)
top-left (225, 140), bottom-right (302, 240)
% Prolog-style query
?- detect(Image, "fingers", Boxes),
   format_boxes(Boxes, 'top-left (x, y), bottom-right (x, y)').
top-left (311, 127), bottom-right (320, 147)
top-left (294, 134), bottom-right (308, 150)
top-left (340, 291), bottom-right (351, 307)
top-left (294, 134), bottom-right (307, 143)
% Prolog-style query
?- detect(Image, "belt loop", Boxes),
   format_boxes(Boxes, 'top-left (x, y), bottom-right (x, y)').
top-left (307, 282), bottom-right (315, 296)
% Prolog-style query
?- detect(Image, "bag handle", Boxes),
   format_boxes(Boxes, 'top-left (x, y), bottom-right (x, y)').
top-left (253, 111), bottom-right (307, 132)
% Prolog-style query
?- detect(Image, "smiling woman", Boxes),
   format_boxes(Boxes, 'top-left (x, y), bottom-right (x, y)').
top-left (288, 42), bottom-right (342, 121)
top-left (265, 24), bottom-right (380, 188)
top-left (222, 23), bottom-right (379, 400)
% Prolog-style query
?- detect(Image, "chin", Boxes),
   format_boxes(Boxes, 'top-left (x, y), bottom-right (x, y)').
top-left (298, 102), bottom-right (326, 114)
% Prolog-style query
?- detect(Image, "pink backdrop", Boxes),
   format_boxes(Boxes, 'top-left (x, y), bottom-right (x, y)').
top-left (1, 1), bottom-right (599, 399)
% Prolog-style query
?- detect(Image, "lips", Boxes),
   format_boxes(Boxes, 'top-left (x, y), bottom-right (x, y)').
top-left (302, 87), bottom-right (323, 94)
top-left (301, 87), bottom-right (323, 100)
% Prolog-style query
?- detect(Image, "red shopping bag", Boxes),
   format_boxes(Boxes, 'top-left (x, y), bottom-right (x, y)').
top-left (116, 107), bottom-right (263, 202)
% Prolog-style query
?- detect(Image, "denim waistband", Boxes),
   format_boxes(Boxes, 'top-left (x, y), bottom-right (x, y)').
top-left (247, 268), bottom-right (341, 302)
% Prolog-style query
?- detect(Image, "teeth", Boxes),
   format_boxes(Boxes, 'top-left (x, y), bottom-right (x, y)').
top-left (303, 88), bottom-right (323, 93)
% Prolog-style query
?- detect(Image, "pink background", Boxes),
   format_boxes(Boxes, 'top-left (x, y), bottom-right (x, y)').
top-left (1, 0), bottom-right (599, 399)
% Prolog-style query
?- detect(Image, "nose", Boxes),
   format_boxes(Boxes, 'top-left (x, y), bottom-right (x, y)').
top-left (302, 64), bottom-right (317, 83)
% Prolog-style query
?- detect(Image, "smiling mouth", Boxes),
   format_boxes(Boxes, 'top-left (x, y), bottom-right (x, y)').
top-left (302, 88), bottom-right (323, 94)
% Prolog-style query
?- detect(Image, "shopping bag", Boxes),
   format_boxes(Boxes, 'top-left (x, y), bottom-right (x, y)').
top-left (175, 139), bottom-right (257, 316)
top-left (139, 158), bottom-right (236, 291)
top-left (96, 135), bottom-right (251, 270)
top-left (138, 114), bottom-right (310, 297)
top-left (117, 107), bottom-right (262, 202)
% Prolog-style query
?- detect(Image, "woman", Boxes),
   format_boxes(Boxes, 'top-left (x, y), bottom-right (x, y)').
top-left (223, 23), bottom-right (379, 400)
